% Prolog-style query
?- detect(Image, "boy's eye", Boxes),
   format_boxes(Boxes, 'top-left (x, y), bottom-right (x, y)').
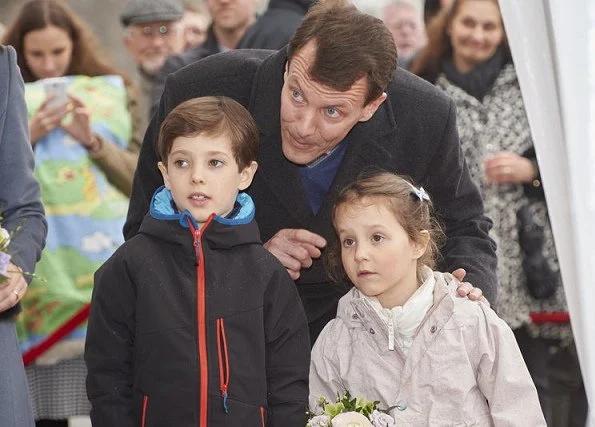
top-left (208, 159), bottom-right (223, 167)
top-left (342, 238), bottom-right (355, 247)
top-left (173, 159), bottom-right (189, 168)
top-left (371, 234), bottom-right (384, 243)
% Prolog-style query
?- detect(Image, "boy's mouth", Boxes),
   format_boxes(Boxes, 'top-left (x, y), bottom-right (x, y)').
top-left (188, 192), bottom-right (210, 203)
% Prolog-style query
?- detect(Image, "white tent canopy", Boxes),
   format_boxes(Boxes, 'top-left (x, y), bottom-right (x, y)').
top-left (499, 0), bottom-right (594, 424)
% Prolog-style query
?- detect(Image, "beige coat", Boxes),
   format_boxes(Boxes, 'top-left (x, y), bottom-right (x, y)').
top-left (309, 270), bottom-right (546, 426)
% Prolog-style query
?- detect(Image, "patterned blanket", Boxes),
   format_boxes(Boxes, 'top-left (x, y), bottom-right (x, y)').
top-left (16, 75), bottom-right (131, 364)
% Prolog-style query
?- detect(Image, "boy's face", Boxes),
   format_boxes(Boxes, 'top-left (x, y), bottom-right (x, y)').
top-left (158, 133), bottom-right (257, 227)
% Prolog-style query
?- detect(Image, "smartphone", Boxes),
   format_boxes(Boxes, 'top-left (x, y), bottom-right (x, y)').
top-left (43, 77), bottom-right (69, 108)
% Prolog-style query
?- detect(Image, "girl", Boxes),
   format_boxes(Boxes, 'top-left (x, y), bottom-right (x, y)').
top-left (309, 171), bottom-right (546, 426)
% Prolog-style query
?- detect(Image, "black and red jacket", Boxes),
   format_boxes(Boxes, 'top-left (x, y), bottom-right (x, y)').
top-left (85, 187), bottom-right (310, 426)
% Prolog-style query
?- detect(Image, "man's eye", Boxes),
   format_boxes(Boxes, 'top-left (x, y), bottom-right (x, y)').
top-left (342, 238), bottom-right (355, 247)
top-left (326, 107), bottom-right (340, 118)
top-left (208, 159), bottom-right (223, 167)
top-left (291, 90), bottom-right (303, 101)
top-left (372, 234), bottom-right (384, 243)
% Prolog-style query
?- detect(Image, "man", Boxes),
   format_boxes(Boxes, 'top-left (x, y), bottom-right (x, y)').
top-left (151, 0), bottom-right (260, 110)
top-left (180, 1), bottom-right (211, 50)
top-left (382, 0), bottom-right (426, 69)
top-left (237, 0), bottom-right (314, 50)
top-left (121, 0), bottom-right (185, 130)
top-left (126, 0), bottom-right (497, 342)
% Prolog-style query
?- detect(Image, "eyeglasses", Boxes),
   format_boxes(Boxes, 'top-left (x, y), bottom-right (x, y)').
top-left (128, 24), bottom-right (181, 40)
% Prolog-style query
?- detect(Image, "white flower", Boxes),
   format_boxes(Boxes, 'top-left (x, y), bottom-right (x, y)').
top-left (331, 411), bottom-right (373, 427)
top-left (309, 414), bottom-right (331, 427)
top-left (370, 410), bottom-right (395, 427)
top-left (0, 227), bottom-right (10, 248)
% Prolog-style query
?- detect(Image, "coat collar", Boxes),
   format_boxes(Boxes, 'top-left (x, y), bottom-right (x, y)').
top-left (248, 47), bottom-right (399, 226)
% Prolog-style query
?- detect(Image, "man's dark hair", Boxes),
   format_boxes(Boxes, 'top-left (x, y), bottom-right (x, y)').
top-left (287, 0), bottom-right (397, 105)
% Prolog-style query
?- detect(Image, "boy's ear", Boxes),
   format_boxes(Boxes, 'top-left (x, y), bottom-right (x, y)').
top-left (238, 161), bottom-right (258, 191)
top-left (413, 230), bottom-right (430, 260)
top-left (157, 161), bottom-right (171, 190)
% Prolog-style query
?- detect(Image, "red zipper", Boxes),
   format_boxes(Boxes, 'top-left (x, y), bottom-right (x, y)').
top-left (141, 395), bottom-right (148, 427)
top-left (260, 406), bottom-right (265, 427)
top-left (188, 214), bottom-right (215, 427)
top-left (216, 318), bottom-right (230, 413)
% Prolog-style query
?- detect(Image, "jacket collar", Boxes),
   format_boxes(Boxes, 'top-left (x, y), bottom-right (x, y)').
top-left (248, 47), bottom-right (399, 226)
top-left (139, 186), bottom-right (261, 249)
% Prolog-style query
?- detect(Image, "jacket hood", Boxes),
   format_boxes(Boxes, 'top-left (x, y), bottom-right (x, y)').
top-left (139, 185), bottom-right (261, 249)
top-left (267, 0), bottom-right (313, 13)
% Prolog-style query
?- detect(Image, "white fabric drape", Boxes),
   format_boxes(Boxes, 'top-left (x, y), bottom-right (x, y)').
top-left (498, 1), bottom-right (594, 425)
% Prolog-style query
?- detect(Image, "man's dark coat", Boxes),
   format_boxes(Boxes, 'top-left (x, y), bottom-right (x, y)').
top-left (125, 48), bottom-right (498, 340)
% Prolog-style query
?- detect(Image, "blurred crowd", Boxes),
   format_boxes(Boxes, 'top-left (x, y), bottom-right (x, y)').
top-left (0, 0), bottom-right (588, 426)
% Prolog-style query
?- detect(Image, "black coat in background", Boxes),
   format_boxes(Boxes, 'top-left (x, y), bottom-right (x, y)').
top-left (125, 48), bottom-right (498, 341)
top-left (238, 0), bottom-right (313, 50)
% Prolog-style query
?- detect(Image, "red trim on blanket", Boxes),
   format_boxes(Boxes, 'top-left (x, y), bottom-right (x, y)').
top-left (530, 312), bottom-right (570, 324)
top-left (22, 303), bottom-right (91, 367)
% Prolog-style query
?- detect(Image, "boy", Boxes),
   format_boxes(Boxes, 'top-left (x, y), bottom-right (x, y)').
top-left (85, 96), bottom-right (310, 427)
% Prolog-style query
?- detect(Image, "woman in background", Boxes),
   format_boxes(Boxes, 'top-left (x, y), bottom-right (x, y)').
top-left (3, 1), bottom-right (140, 425)
top-left (410, 1), bottom-right (587, 425)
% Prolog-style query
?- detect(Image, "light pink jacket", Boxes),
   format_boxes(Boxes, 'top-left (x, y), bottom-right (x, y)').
top-left (309, 270), bottom-right (546, 426)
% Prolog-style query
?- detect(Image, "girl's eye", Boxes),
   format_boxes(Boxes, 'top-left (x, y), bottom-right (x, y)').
top-left (174, 159), bottom-right (189, 168)
top-left (326, 107), bottom-right (340, 118)
top-left (208, 159), bottom-right (223, 167)
top-left (291, 90), bottom-right (303, 102)
top-left (372, 234), bottom-right (384, 243)
top-left (342, 238), bottom-right (355, 247)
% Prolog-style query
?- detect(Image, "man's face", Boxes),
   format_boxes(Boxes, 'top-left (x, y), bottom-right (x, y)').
top-left (182, 10), bottom-right (210, 49)
top-left (280, 40), bottom-right (387, 165)
top-left (123, 20), bottom-right (184, 75)
top-left (383, 4), bottom-right (426, 59)
top-left (207, 0), bottom-right (258, 34)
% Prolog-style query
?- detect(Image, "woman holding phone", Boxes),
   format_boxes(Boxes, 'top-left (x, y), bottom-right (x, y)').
top-left (2, 1), bottom-right (140, 426)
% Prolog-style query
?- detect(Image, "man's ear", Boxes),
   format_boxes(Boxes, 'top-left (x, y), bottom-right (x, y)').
top-left (413, 230), bottom-right (430, 260)
top-left (359, 92), bottom-right (387, 122)
top-left (157, 161), bottom-right (171, 190)
top-left (238, 161), bottom-right (258, 191)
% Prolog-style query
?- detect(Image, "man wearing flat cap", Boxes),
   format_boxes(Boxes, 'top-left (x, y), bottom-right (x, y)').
top-left (121, 0), bottom-right (185, 133)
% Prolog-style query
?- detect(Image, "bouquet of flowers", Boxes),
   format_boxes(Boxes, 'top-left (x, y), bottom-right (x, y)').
top-left (307, 392), bottom-right (396, 427)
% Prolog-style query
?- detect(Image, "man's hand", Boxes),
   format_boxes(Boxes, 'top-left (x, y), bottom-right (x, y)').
top-left (264, 229), bottom-right (327, 280)
top-left (0, 263), bottom-right (27, 313)
top-left (452, 268), bottom-right (489, 306)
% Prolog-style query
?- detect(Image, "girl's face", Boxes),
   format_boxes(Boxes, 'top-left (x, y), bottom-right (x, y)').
top-left (334, 197), bottom-right (427, 308)
top-left (447, 0), bottom-right (504, 72)
top-left (23, 25), bottom-right (73, 80)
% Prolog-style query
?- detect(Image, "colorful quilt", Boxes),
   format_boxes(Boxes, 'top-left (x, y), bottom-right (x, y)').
top-left (16, 75), bottom-right (131, 363)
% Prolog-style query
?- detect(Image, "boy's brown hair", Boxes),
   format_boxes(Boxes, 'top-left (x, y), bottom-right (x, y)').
top-left (287, 0), bottom-right (397, 105)
top-left (158, 96), bottom-right (259, 170)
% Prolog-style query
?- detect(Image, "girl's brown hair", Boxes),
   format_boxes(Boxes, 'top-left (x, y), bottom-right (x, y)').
top-left (409, 0), bottom-right (510, 83)
top-left (2, 0), bottom-right (125, 83)
top-left (326, 171), bottom-right (445, 284)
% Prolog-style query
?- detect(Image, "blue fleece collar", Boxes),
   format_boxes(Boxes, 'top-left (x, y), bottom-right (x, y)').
top-left (150, 186), bottom-right (255, 229)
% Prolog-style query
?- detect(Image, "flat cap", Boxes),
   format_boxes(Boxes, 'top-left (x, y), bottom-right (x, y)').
top-left (120, 0), bottom-right (184, 27)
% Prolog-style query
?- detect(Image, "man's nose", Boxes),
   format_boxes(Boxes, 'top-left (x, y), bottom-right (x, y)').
top-left (295, 109), bottom-right (316, 139)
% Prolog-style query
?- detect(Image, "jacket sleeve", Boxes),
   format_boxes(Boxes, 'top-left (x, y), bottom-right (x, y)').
top-left (308, 321), bottom-right (345, 410)
top-left (85, 251), bottom-right (136, 427)
top-left (0, 46), bottom-right (47, 282)
top-left (263, 265), bottom-right (310, 427)
top-left (89, 83), bottom-right (141, 198)
top-left (473, 304), bottom-right (547, 426)
top-left (426, 99), bottom-right (498, 305)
